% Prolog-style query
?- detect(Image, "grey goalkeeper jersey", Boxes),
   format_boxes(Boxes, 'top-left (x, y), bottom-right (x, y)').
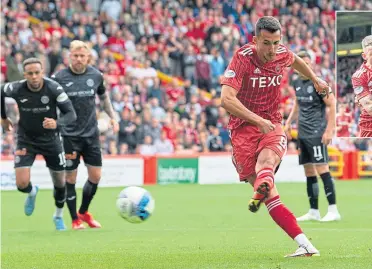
top-left (293, 78), bottom-right (327, 139)
top-left (52, 66), bottom-right (106, 137)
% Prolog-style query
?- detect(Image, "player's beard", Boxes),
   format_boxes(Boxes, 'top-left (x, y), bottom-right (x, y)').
top-left (27, 81), bottom-right (42, 92)
top-left (71, 63), bottom-right (87, 74)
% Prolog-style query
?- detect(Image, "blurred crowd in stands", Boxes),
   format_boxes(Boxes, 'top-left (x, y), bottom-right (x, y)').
top-left (1, 0), bottom-right (372, 156)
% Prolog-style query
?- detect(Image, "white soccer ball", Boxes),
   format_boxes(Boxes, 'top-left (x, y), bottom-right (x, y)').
top-left (116, 186), bottom-right (155, 223)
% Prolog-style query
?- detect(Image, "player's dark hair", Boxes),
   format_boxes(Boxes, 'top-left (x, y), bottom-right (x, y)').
top-left (297, 51), bottom-right (311, 59)
top-left (23, 58), bottom-right (42, 69)
top-left (255, 16), bottom-right (281, 36)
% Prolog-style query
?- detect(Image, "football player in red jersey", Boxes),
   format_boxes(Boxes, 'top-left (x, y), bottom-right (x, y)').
top-left (336, 103), bottom-right (353, 137)
top-left (220, 16), bottom-right (330, 257)
top-left (352, 35), bottom-right (372, 137)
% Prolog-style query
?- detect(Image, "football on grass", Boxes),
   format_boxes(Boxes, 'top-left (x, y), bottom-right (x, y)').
top-left (116, 186), bottom-right (155, 223)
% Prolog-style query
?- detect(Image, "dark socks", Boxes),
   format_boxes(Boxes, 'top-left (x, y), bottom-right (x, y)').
top-left (320, 172), bottom-right (336, 205)
top-left (78, 179), bottom-right (98, 214)
top-left (54, 186), bottom-right (66, 208)
top-left (306, 176), bottom-right (319, 209)
top-left (17, 182), bottom-right (32, 193)
top-left (66, 182), bottom-right (78, 220)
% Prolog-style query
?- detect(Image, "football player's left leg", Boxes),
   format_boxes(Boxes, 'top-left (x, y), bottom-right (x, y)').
top-left (316, 164), bottom-right (341, 222)
top-left (46, 154), bottom-right (67, 231)
top-left (78, 162), bottom-right (102, 228)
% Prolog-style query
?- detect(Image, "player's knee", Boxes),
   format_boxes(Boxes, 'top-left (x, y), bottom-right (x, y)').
top-left (256, 158), bottom-right (276, 171)
top-left (315, 164), bottom-right (329, 175)
top-left (16, 180), bottom-right (29, 189)
top-left (54, 186), bottom-right (66, 200)
top-left (49, 169), bottom-right (65, 188)
top-left (87, 166), bottom-right (101, 184)
top-left (15, 171), bottom-right (30, 188)
top-left (89, 176), bottom-right (101, 184)
top-left (65, 170), bottom-right (77, 184)
top-left (304, 165), bottom-right (317, 177)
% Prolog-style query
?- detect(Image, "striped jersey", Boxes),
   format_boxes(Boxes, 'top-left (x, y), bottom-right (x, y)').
top-left (220, 43), bottom-right (294, 130)
top-left (351, 62), bottom-right (372, 131)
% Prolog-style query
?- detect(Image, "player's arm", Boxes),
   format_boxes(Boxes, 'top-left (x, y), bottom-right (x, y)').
top-left (1, 83), bottom-right (16, 131)
top-left (284, 97), bottom-right (298, 140)
top-left (97, 76), bottom-right (119, 132)
top-left (55, 90), bottom-right (77, 127)
top-left (322, 90), bottom-right (336, 145)
top-left (43, 83), bottom-right (77, 130)
top-left (285, 97), bottom-right (299, 124)
top-left (220, 85), bottom-right (275, 134)
top-left (291, 55), bottom-right (330, 97)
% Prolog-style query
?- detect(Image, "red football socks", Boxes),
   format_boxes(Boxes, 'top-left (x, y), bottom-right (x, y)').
top-left (265, 195), bottom-right (303, 239)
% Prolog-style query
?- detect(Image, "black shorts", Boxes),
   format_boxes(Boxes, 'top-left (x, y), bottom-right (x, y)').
top-left (62, 135), bottom-right (102, 170)
top-left (298, 137), bottom-right (329, 165)
top-left (15, 134), bottom-right (65, 171)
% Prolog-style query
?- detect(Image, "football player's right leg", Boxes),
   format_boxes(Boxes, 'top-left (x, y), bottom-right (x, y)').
top-left (63, 137), bottom-right (85, 229)
top-left (66, 168), bottom-right (85, 230)
top-left (77, 137), bottom-right (102, 228)
top-left (15, 153), bottom-right (38, 216)
top-left (256, 127), bottom-right (319, 255)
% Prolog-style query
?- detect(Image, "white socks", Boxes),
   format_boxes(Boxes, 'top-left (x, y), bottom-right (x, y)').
top-left (54, 208), bottom-right (63, 218)
top-left (29, 185), bottom-right (37, 196)
top-left (294, 233), bottom-right (314, 248)
top-left (328, 204), bottom-right (338, 213)
top-left (309, 209), bottom-right (320, 217)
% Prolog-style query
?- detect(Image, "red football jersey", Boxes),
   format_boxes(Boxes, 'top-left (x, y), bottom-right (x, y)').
top-left (336, 113), bottom-right (352, 137)
top-left (220, 43), bottom-right (295, 130)
top-left (351, 62), bottom-right (372, 131)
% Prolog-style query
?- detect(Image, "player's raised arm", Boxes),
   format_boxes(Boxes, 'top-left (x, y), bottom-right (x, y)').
top-left (97, 76), bottom-right (119, 132)
top-left (321, 89), bottom-right (336, 145)
top-left (291, 54), bottom-right (330, 98)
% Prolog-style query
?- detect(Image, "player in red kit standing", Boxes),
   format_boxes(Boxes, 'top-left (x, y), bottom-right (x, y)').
top-left (220, 17), bottom-right (330, 257)
top-left (352, 35), bottom-right (372, 137)
top-left (336, 103), bottom-right (353, 137)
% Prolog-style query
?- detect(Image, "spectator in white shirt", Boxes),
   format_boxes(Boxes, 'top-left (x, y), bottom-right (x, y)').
top-left (139, 135), bottom-right (156, 156)
top-left (155, 131), bottom-right (174, 155)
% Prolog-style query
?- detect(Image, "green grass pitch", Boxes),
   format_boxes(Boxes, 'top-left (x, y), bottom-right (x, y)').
top-left (2, 180), bottom-right (372, 269)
